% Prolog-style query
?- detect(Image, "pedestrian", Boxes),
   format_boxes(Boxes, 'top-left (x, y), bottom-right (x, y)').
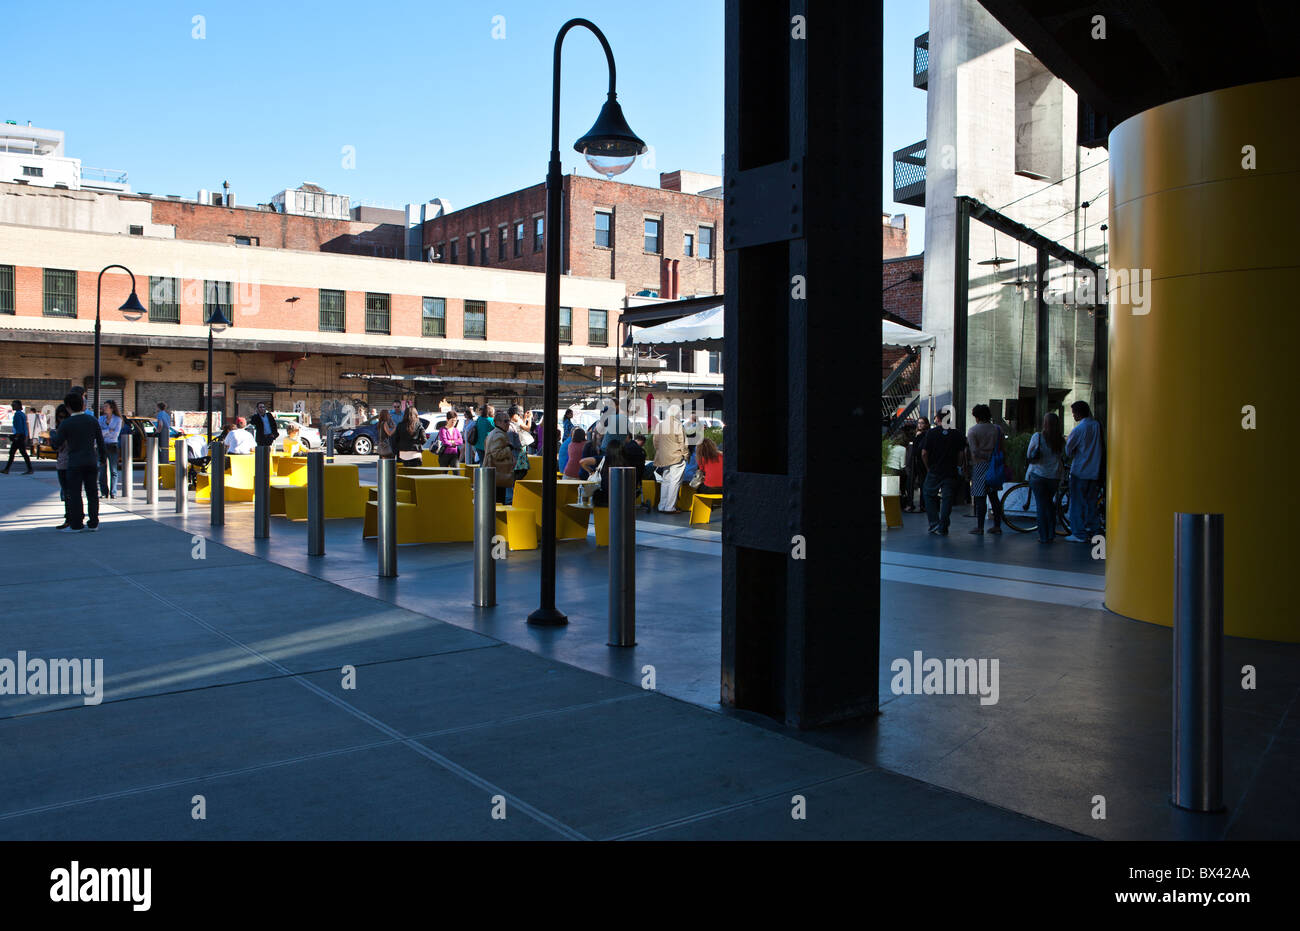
top-left (394, 406), bottom-right (425, 467)
top-left (376, 409), bottom-right (395, 459)
top-left (920, 415), bottom-right (966, 535)
top-left (966, 404), bottom-right (1006, 534)
top-left (694, 436), bottom-right (723, 494)
top-left (3, 399), bottom-right (33, 474)
top-left (903, 417), bottom-right (929, 511)
top-left (562, 408), bottom-right (574, 443)
top-left (48, 392), bottom-right (105, 532)
top-left (1026, 411), bottom-right (1065, 544)
top-left (484, 410), bottom-right (519, 504)
top-left (471, 403), bottom-right (495, 466)
top-left (249, 402), bottom-right (277, 447)
top-left (1064, 400), bottom-right (1103, 542)
top-left (155, 402), bottom-right (171, 464)
top-left (224, 418), bottom-right (255, 455)
top-left (623, 433), bottom-right (650, 509)
top-left (563, 427), bottom-right (587, 478)
top-left (435, 412), bottom-right (463, 467)
top-left (98, 400), bottom-right (123, 496)
top-left (506, 406), bottom-right (532, 483)
top-left (652, 410), bottom-right (688, 513)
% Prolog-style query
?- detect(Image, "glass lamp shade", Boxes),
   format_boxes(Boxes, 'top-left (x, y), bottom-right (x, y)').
top-left (207, 306), bottom-right (232, 333)
top-left (574, 98), bottom-right (647, 179)
top-left (119, 290), bottom-right (147, 322)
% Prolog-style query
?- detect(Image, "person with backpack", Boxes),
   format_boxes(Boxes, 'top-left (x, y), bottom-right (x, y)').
top-left (1026, 411), bottom-right (1066, 544)
top-left (966, 404), bottom-right (1006, 534)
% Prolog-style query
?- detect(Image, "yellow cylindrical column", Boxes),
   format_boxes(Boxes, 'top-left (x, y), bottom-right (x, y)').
top-left (1107, 76), bottom-right (1300, 641)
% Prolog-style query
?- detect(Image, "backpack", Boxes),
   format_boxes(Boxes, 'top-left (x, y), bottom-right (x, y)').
top-left (486, 434), bottom-right (517, 486)
top-left (466, 421), bottom-right (478, 446)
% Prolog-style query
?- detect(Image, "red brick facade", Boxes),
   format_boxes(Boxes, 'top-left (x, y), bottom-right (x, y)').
top-left (421, 175), bottom-right (724, 298)
top-left (882, 253), bottom-right (924, 379)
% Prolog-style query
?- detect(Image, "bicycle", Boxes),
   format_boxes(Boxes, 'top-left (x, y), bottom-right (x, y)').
top-left (999, 469), bottom-right (1105, 536)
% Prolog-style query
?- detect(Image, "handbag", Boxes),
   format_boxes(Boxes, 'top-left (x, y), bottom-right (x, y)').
top-left (689, 471), bottom-right (705, 488)
top-left (986, 428), bottom-right (1010, 489)
top-left (514, 447), bottom-right (531, 473)
top-left (376, 427), bottom-right (392, 457)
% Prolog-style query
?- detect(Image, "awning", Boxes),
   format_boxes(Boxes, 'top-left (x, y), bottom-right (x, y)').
top-left (630, 304), bottom-right (723, 350)
top-left (882, 320), bottom-right (936, 348)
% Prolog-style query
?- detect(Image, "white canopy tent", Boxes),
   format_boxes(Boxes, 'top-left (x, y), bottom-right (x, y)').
top-left (882, 320), bottom-right (937, 421)
top-left (629, 304), bottom-right (724, 350)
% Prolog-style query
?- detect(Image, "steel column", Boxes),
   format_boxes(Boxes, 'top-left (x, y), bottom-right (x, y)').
top-left (473, 465), bottom-right (496, 606)
top-left (210, 442), bottom-right (225, 526)
top-left (607, 467), bottom-right (636, 646)
top-left (254, 445), bottom-right (270, 539)
top-left (306, 451), bottom-right (325, 556)
top-left (377, 457), bottom-right (397, 577)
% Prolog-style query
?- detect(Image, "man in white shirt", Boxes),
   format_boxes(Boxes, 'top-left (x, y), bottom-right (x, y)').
top-left (224, 418), bottom-right (256, 454)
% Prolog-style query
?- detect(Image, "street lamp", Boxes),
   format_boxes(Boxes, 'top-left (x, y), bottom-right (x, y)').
top-left (94, 265), bottom-right (147, 415)
top-left (528, 18), bottom-right (647, 628)
top-left (205, 305), bottom-right (231, 443)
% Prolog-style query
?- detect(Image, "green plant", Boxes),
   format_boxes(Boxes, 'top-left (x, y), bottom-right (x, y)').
top-left (1004, 431), bottom-right (1031, 481)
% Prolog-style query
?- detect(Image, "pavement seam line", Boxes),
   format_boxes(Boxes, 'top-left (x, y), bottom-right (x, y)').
top-left (91, 556), bottom-right (591, 841)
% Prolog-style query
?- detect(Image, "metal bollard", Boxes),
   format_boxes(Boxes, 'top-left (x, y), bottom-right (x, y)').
top-left (608, 467), bottom-right (637, 646)
top-left (145, 437), bottom-right (157, 504)
top-left (254, 445), bottom-right (271, 539)
top-left (122, 436), bottom-right (134, 500)
top-left (1172, 512), bottom-right (1225, 813)
top-left (326, 427), bottom-right (336, 463)
top-left (175, 439), bottom-right (187, 515)
top-left (210, 443), bottom-right (225, 526)
top-left (306, 452), bottom-right (325, 556)
top-left (473, 465), bottom-right (496, 606)
top-left (377, 457), bottom-right (397, 577)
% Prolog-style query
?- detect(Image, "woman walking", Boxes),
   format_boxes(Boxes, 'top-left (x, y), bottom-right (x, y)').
top-left (99, 400), bottom-right (123, 497)
top-left (1026, 411), bottom-right (1065, 544)
top-left (376, 409), bottom-right (396, 459)
top-left (436, 413), bottom-right (463, 467)
top-left (965, 404), bottom-right (1006, 534)
top-left (902, 417), bottom-right (929, 511)
top-left (53, 403), bottom-right (71, 528)
top-left (394, 407), bottom-right (424, 466)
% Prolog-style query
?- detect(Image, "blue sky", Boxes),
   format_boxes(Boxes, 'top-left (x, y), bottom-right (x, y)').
top-left (4, 0), bottom-right (926, 238)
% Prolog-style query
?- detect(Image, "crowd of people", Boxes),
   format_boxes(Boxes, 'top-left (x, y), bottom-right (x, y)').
top-left (893, 400), bottom-right (1104, 544)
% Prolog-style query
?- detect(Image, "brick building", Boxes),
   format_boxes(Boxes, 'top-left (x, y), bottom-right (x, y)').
top-left (422, 171), bottom-right (724, 299)
top-left (882, 253), bottom-right (925, 380)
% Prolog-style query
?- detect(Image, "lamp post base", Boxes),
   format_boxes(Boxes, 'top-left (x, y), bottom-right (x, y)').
top-left (527, 606), bottom-right (569, 627)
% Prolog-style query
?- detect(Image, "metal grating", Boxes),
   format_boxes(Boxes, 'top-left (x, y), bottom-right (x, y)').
top-left (892, 139), bottom-right (927, 207)
top-left (913, 32), bottom-right (929, 89)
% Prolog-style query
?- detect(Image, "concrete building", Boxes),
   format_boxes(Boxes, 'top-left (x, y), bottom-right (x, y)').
top-left (0, 122), bottom-right (130, 194)
top-left (900, 1), bottom-right (1108, 431)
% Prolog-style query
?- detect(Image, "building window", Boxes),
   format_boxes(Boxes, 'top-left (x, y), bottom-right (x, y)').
top-left (644, 218), bottom-right (661, 254)
top-left (22, 166), bottom-right (43, 178)
top-left (450, 240), bottom-right (459, 264)
top-left (595, 210), bottom-right (612, 248)
top-left (204, 280), bottom-right (233, 325)
top-left (467, 235), bottom-right (475, 265)
top-left (699, 226), bottom-right (714, 259)
top-left (708, 350), bottom-right (722, 374)
top-left (0, 265), bottom-right (14, 315)
top-left (558, 307), bottom-right (572, 344)
top-left (319, 288), bottom-right (345, 332)
top-left (534, 216), bottom-right (544, 252)
top-left (365, 292), bottom-right (391, 334)
top-left (129, 225), bottom-right (144, 236)
top-left (463, 300), bottom-right (486, 340)
top-left (498, 226), bottom-right (508, 261)
top-left (480, 231), bottom-right (489, 265)
top-left (233, 235), bottom-right (256, 246)
top-left (684, 232), bottom-right (694, 257)
top-left (588, 309), bottom-right (608, 347)
top-left (514, 221), bottom-right (525, 257)
top-left (680, 349), bottom-right (695, 374)
top-left (42, 268), bottom-right (77, 317)
top-left (149, 276), bottom-right (180, 323)
top-left (422, 297), bottom-right (446, 338)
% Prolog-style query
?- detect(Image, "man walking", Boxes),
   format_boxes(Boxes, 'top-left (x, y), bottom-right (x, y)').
top-left (249, 402), bottom-right (278, 447)
top-left (48, 392), bottom-right (106, 532)
top-left (3, 400), bottom-right (33, 474)
top-left (653, 410), bottom-right (688, 513)
top-left (920, 414), bottom-right (967, 535)
top-left (1064, 400), bottom-right (1103, 542)
top-left (156, 402), bottom-right (171, 464)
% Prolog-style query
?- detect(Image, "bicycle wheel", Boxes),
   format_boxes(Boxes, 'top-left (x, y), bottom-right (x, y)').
top-left (1056, 487), bottom-right (1071, 534)
top-left (999, 482), bottom-right (1037, 533)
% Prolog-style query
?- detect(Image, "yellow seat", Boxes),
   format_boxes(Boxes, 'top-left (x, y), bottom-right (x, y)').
top-left (882, 494), bottom-right (903, 528)
top-left (361, 501), bottom-right (422, 542)
top-left (523, 455), bottom-right (543, 480)
top-left (363, 475), bottom-right (472, 542)
top-left (194, 454), bottom-right (256, 502)
top-left (565, 502), bottom-right (613, 546)
top-left (689, 493), bottom-right (722, 525)
top-left (281, 463), bottom-right (367, 520)
top-left (272, 456), bottom-right (308, 485)
top-left (495, 505), bottom-right (538, 551)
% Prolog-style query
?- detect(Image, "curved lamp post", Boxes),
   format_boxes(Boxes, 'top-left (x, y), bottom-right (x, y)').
top-left (94, 265), bottom-right (147, 415)
top-left (205, 306), bottom-right (231, 442)
top-left (528, 18), bottom-right (647, 628)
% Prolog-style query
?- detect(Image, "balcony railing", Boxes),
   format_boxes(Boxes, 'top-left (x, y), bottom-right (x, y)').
top-left (914, 32), bottom-right (929, 89)
top-left (892, 139), bottom-right (926, 207)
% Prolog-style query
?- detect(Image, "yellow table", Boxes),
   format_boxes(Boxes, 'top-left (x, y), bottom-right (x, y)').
top-left (512, 478), bottom-right (591, 540)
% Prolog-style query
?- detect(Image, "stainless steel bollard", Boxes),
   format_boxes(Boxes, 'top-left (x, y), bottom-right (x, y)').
top-left (122, 435), bottom-right (134, 500)
top-left (145, 437), bottom-right (157, 505)
top-left (210, 442), bottom-right (225, 526)
top-left (608, 467), bottom-right (636, 646)
top-left (473, 465), bottom-right (496, 606)
top-left (377, 456), bottom-right (397, 577)
top-left (174, 439), bottom-right (187, 515)
top-left (306, 452), bottom-right (325, 556)
top-left (254, 445), bottom-right (271, 539)
top-left (1172, 513), bottom-right (1225, 813)
top-left (326, 427), bottom-right (336, 463)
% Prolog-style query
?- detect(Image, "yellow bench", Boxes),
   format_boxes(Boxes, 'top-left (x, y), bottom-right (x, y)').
top-left (495, 505), bottom-right (538, 551)
top-left (363, 474), bottom-right (473, 543)
top-left (195, 454), bottom-right (256, 502)
top-left (641, 478), bottom-right (695, 512)
top-left (567, 502), bottom-right (613, 546)
top-left (281, 464), bottom-right (368, 520)
top-left (689, 493), bottom-right (722, 525)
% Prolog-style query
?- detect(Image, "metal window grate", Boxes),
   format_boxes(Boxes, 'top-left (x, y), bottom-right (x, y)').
top-left (0, 265), bottom-right (13, 314)
top-left (464, 300), bottom-right (486, 340)
top-left (319, 288), bottom-right (345, 332)
top-left (365, 292), bottom-right (391, 334)
top-left (914, 32), bottom-right (929, 89)
top-left (892, 140), bottom-right (927, 207)
top-left (203, 280), bottom-right (233, 325)
top-left (43, 268), bottom-right (77, 317)
top-left (422, 297), bottom-right (446, 338)
top-left (149, 276), bottom-right (180, 323)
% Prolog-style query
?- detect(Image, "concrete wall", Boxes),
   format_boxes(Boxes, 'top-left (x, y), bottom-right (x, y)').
top-left (0, 182), bottom-right (172, 237)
